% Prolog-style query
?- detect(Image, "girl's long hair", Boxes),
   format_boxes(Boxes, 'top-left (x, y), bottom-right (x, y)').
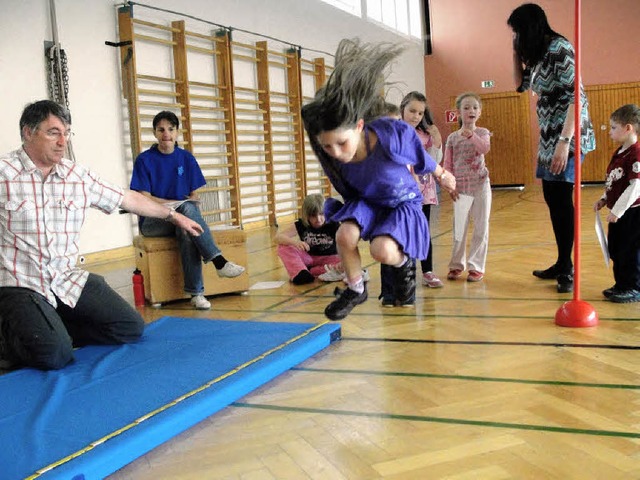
top-left (507, 3), bottom-right (564, 67)
top-left (400, 91), bottom-right (433, 133)
top-left (301, 38), bottom-right (404, 198)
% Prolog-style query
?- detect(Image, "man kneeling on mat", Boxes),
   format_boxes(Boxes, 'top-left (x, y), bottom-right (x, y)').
top-left (0, 100), bottom-right (203, 371)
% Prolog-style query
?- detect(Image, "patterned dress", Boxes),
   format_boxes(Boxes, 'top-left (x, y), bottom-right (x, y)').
top-left (520, 36), bottom-right (596, 182)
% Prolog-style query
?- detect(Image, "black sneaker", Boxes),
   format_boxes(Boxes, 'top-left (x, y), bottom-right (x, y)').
top-left (325, 285), bottom-right (368, 320)
top-left (393, 258), bottom-right (416, 305)
top-left (609, 289), bottom-right (640, 303)
top-left (380, 295), bottom-right (396, 308)
top-left (602, 285), bottom-right (619, 298)
top-left (557, 274), bottom-right (573, 293)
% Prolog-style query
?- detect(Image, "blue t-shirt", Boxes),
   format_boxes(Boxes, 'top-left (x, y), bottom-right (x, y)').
top-left (130, 145), bottom-right (206, 227)
top-left (130, 145), bottom-right (206, 200)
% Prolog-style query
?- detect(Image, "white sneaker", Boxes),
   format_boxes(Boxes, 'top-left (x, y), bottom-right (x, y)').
top-left (217, 261), bottom-right (245, 278)
top-left (318, 264), bottom-right (345, 282)
top-left (342, 268), bottom-right (371, 284)
top-left (191, 295), bottom-right (211, 310)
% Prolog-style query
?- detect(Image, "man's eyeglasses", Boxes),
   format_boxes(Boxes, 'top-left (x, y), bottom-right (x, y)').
top-left (42, 128), bottom-right (74, 141)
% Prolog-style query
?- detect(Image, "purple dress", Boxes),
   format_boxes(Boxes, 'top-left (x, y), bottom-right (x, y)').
top-left (313, 117), bottom-right (437, 260)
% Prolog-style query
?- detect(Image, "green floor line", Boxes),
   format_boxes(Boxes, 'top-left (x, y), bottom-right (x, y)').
top-left (233, 402), bottom-right (640, 439)
top-left (291, 367), bottom-right (640, 390)
top-left (206, 307), bottom-right (640, 323)
top-left (343, 337), bottom-right (640, 350)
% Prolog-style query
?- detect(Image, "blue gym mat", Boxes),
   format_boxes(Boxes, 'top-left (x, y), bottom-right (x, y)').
top-left (0, 316), bottom-right (341, 480)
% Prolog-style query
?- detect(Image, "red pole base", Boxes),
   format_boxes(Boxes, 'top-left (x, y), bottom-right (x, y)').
top-left (555, 299), bottom-right (599, 327)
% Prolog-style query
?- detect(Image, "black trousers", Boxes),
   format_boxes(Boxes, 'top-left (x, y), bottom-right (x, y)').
top-left (608, 206), bottom-right (640, 290)
top-left (542, 179), bottom-right (574, 274)
top-left (420, 204), bottom-right (434, 273)
top-left (0, 273), bottom-right (144, 370)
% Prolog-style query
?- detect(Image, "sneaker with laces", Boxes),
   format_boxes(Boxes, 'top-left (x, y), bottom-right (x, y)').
top-left (318, 264), bottom-right (345, 282)
top-left (190, 295), bottom-right (211, 310)
top-left (467, 270), bottom-right (484, 282)
top-left (325, 285), bottom-right (368, 320)
top-left (609, 289), bottom-right (640, 303)
top-left (422, 271), bottom-right (443, 288)
top-left (217, 261), bottom-right (245, 278)
top-left (447, 269), bottom-right (463, 280)
top-left (393, 258), bottom-right (416, 305)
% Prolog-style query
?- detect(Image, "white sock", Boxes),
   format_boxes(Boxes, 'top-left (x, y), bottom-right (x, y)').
top-left (393, 255), bottom-right (409, 268)
top-left (347, 276), bottom-right (365, 294)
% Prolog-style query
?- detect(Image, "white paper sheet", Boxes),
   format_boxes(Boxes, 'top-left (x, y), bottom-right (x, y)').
top-left (595, 213), bottom-right (610, 268)
top-left (250, 281), bottom-right (286, 290)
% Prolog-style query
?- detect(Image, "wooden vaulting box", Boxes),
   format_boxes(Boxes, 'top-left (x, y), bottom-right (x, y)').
top-left (133, 229), bottom-right (249, 305)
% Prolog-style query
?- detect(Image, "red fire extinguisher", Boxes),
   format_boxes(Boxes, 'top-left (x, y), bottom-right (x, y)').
top-left (132, 268), bottom-right (145, 307)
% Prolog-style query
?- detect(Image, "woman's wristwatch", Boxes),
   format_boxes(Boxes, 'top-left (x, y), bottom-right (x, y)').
top-left (558, 135), bottom-right (572, 143)
top-left (437, 170), bottom-right (447, 182)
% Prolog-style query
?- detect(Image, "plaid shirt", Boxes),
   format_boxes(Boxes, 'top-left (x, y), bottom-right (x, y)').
top-left (0, 148), bottom-right (124, 307)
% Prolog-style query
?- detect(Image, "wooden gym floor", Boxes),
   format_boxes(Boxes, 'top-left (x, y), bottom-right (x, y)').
top-left (98, 185), bottom-right (638, 480)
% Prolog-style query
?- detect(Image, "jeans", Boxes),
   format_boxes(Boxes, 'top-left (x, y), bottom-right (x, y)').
top-left (140, 201), bottom-right (222, 294)
top-left (0, 274), bottom-right (144, 370)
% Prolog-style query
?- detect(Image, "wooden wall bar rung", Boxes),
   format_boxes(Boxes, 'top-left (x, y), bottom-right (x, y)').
top-left (197, 152), bottom-right (231, 158)
top-left (235, 107), bottom-right (266, 114)
top-left (186, 45), bottom-right (218, 55)
top-left (190, 117), bottom-right (228, 123)
top-left (138, 100), bottom-right (185, 108)
top-left (236, 98), bottom-right (262, 106)
top-left (268, 60), bottom-right (289, 68)
top-left (190, 105), bottom-right (226, 112)
top-left (134, 34), bottom-right (177, 46)
top-left (235, 119), bottom-right (267, 125)
top-left (185, 30), bottom-right (223, 42)
top-left (266, 49), bottom-right (292, 59)
top-left (237, 150), bottom-right (268, 156)
top-left (189, 80), bottom-right (222, 89)
top-left (231, 41), bottom-right (263, 52)
top-left (201, 207), bottom-right (235, 216)
top-left (232, 54), bottom-right (259, 63)
top-left (237, 180), bottom-right (270, 188)
top-left (137, 74), bottom-right (181, 84)
top-left (235, 86), bottom-right (265, 94)
top-left (270, 101), bottom-right (293, 108)
top-left (132, 18), bottom-right (180, 32)
top-left (137, 88), bottom-right (180, 98)
top-left (239, 161), bottom-right (269, 166)
top-left (242, 191), bottom-right (270, 199)
top-left (192, 141), bottom-right (230, 147)
top-left (189, 94), bottom-right (224, 102)
top-left (198, 186), bottom-right (234, 193)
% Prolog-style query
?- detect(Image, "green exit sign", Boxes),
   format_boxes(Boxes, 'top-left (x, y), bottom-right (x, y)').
top-left (481, 80), bottom-right (495, 88)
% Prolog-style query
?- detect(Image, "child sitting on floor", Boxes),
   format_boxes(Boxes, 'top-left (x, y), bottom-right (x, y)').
top-left (275, 193), bottom-right (341, 284)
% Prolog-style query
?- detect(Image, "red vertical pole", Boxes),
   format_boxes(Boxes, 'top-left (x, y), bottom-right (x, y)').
top-left (573, 0), bottom-right (582, 300)
top-left (554, 0), bottom-right (598, 327)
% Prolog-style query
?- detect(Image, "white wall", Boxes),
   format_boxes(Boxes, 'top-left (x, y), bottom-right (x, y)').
top-left (0, 0), bottom-right (425, 255)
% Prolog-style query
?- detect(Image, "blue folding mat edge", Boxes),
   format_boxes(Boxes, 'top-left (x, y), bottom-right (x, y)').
top-left (0, 316), bottom-right (342, 480)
